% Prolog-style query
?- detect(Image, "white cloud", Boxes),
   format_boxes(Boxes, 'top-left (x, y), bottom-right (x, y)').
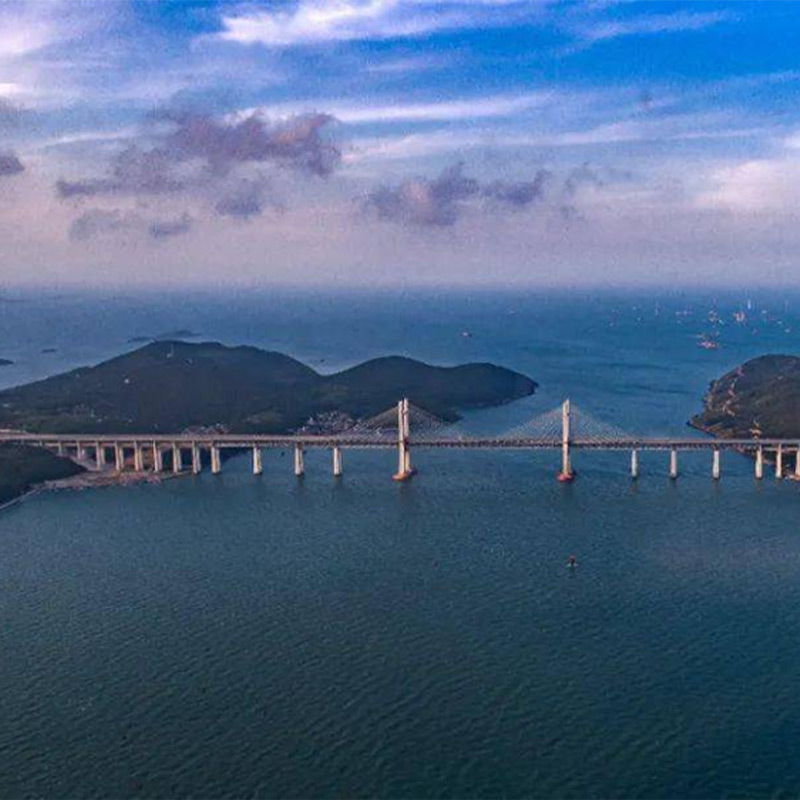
top-left (242, 90), bottom-right (551, 125)
top-left (216, 0), bottom-right (530, 47)
top-left (575, 10), bottom-right (733, 44)
top-left (696, 158), bottom-right (800, 213)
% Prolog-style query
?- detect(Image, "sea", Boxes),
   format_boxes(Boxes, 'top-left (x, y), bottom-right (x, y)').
top-left (2, 287), bottom-right (800, 799)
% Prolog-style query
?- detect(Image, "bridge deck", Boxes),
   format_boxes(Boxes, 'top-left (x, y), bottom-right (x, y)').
top-left (0, 433), bottom-right (794, 450)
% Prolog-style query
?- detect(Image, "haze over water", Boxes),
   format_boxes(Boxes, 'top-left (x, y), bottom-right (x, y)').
top-left (2, 289), bottom-right (800, 798)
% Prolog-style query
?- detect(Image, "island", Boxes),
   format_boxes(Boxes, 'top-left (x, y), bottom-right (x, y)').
top-left (0, 358), bottom-right (13, 366)
top-left (0, 444), bottom-right (84, 506)
top-left (691, 355), bottom-right (800, 439)
top-left (0, 341), bottom-right (535, 434)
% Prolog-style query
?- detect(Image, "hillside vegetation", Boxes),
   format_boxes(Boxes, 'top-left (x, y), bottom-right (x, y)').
top-left (0, 444), bottom-right (84, 506)
top-left (0, 341), bottom-right (537, 434)
top-left (691, 355), bottom-right (800, 439)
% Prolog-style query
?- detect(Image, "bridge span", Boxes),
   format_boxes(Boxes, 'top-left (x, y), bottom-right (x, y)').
top-left (0, 399), bottom-right (796, 482)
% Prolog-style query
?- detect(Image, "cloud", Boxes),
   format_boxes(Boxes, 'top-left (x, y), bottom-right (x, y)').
top-left (0, 150), bottom-right (24, 177)
top-left (214, 177), bottom-right (277, 219)
top-left (696, 158), bottom-right (800, 214)
top-left (56, 146), bottom-right (184, 198)
top-left (56, 110), bottom-right (341, 204)
top-left (69, 209), bottom-right (141, 241)
top-left (574, 10), bottom-right (733, 45)
top-left (158, 110), bottom-right (340, 177)
top-left (364, 161), bottom-right (548, 227)
top-left (148, 213), bottom-right (192, 240)
top-left (69, 208), bottom-right (193, 241)
top-left (215, 0), bottom-right (527, 48)
top-left (484, 170), bottom-right (550, 207)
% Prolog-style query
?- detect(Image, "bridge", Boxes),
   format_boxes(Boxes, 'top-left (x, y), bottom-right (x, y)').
top-left (0, 399), bottom-right (796, 482)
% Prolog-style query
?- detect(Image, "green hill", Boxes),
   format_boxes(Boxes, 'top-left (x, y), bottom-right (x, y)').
top-left (0, 341), bottom-right (536, 434)
top-left (691, 355), bottom-right (800, 439)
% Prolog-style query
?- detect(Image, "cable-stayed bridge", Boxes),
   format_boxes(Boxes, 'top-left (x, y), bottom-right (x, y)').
top-left (0, 398), bottom-right (796, 481)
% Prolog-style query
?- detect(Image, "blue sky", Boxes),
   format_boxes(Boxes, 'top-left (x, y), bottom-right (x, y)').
top-left (1, 0), bottom-right (799, 287)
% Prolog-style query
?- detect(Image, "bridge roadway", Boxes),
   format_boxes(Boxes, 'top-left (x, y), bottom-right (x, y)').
top-left (0, 432), bottom-right (797, 450)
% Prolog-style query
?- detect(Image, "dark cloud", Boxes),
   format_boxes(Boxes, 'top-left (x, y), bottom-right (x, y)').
top-left (0, 150), bottom-right (24, 177)
top-left (57, 146), bottom-right (184, 198)
top-left (157, 110), bottom-right (341, 178)
top-left (148, 213), bottom-right (192, 240)
top-left (564, 163), bottom-right (606, 197)
top-left (365, 162), bottom-right (480, 227)
top-left (365, 162), bottom-right (549, 227)
top-left (214, 177), bottom-right (275, 219)
top-left (69, 209), bottom-right (140, 241)
top-left (483, 170), bottom-right (550, 208)
top-left (55, 110), bottom-right (340, 228)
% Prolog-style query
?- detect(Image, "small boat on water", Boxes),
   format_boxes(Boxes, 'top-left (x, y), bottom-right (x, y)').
top-left (697, 335), bottom-right (720, 350)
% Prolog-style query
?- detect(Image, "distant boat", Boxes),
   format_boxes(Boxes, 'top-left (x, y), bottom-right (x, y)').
top-left (460, 330), bottom-right (473, 338)
top-left (698, 336), bottom-right (720, 350)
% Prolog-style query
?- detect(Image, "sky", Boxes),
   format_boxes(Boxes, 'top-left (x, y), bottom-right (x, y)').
top-left (1, 0), bottom-right (800, 288)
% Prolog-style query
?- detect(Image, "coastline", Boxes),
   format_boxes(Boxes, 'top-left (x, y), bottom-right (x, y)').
top-left (0, 469), bottom-right (189, 514)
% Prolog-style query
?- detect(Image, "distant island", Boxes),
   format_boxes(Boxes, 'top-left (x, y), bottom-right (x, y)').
top-left (0, 358), bottom-right (13, 367)
top-left (0, 341), bottom-right (536, 435)
top-left (691, 355), bottom-right (800, 439)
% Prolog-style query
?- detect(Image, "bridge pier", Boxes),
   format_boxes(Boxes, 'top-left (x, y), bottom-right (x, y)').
top-left (95, 442), bottom-right (106, 469)
top-left (712, 448), bottom-right (720, 480)
top-left (191, 443), bottom-right (201, 474)
top-left (152, 443), bottom-right (164, 473)
top-left (76, 442), bottom-right (87, 462)
top-left (211, 445), bottom-right (221, 475)
top-left (795, 446), bottom-right (800, 479)
top-left (114, 443), bottom-right (124, 472)
top-left (669, 448), bottom-right (678, 480)
top-left (293, 443), bottom-right (304, 477)
top-left (134, 442), bottom-right (144, 472)
top-left (253, 446), bottom-right (262, 476)
top-left (776, 444), bottom-right (783, 479)
top-left (630, 449), bottom-right (639, 479)
top-left (57, 442), bottom-right (65, 457)
top-left (172, 443), bottom-right (182, 473)
top-left (755, 446), bottom-right (764, 479)
top-left (333, 445), bottom-right (343, 477)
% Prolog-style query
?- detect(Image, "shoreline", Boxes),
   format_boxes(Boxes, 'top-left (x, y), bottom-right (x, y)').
top-left (0, 469), bottom-right (189, 514)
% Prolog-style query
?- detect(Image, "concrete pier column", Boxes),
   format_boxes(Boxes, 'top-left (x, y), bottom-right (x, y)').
top-left (57, 442), bottom-right (65, 457)
top-left (172, 443), bottom-right (182, 473)
top-left (95, 442), bottom-right (106, 469)
top-left (134, 442), bottom-right (144, 472)
top-left (795, 446), bottom-right (800, 479)
top-left (333, 446), bottom-right (343, 477)
top-left (253, 446), bottom-right (263, 476)
top-left (669, 448), bottom-right (678, 480)
top-left (76, 442), bottom-right (87, 462)
top-left (114, 443), bottom-right (124, 472)
top-left (776, 444), bottom-right (783, 479)
top-left (712, 448), bottom-right (721, 480)
top-left (630, 449), bottom-right (639, 479)
top-left (152, 443), bottom-right (163, 473)
top-left (211, 445), bottom-right (221, 475)
top-left (191, 443), bottom-right (201, 474)
top-left (293, 443), bottom-right (304, 477)
top-left (755, 446), bottom-right (764, 480)
top-left (559, 398), bottom-right (573, 480)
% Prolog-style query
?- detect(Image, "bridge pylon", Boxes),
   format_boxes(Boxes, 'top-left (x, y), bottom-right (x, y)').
top-left (557, 398), bottom-right (575, 483)
top-left (393, 397), bottom-right (416, 482)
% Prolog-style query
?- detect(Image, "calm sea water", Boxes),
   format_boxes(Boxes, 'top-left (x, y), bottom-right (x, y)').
top-left (2, 288), bottom-right (800, 798)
